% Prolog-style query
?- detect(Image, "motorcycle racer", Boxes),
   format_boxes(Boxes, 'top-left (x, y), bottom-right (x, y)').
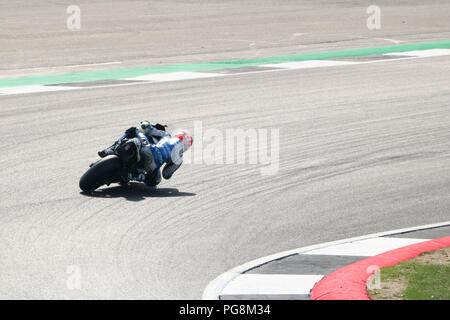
top-left (98, 121), bottom-right (193, 187)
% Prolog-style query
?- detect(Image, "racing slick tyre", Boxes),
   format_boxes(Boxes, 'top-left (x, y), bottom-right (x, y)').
top-left (79, 155), bottom-right (121, 192)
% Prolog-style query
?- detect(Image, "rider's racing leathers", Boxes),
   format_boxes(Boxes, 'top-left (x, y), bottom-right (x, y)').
top-left (98, 122), bottom-right (184, 186)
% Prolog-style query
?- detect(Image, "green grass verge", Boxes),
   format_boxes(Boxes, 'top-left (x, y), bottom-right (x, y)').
top-left (369, 248), bottom-right (450, 300)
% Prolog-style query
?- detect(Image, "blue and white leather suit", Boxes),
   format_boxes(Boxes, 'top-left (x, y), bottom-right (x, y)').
top-left (101, 123), bottom-right (184, 186)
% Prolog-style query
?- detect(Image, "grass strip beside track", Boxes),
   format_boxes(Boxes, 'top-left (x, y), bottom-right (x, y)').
top-left (369, 247), bottom-right (450, 300)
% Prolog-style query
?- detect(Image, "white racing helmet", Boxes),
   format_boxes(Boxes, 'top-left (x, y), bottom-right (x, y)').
top-left (174, 130), bottom-right (193, 151)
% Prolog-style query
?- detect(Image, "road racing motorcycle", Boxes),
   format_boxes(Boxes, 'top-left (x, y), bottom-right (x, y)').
top-left (79, 123), bottom-right (167, 192)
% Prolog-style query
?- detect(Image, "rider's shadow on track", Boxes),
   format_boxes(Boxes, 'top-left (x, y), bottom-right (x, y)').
top-left (80, 183), bottom-right (196, 202)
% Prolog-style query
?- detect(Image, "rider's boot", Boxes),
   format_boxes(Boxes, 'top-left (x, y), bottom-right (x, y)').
top-left (145, 169), bottom-right (162, 187)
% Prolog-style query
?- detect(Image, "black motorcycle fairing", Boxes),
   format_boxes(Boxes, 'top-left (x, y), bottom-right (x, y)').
top-left (115, 139), bottom-right (141, 172)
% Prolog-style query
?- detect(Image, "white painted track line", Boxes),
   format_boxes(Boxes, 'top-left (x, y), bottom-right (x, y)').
top-left (261, 60), bottom-right (358, 69)
top-left (220, 274), bottom-right (324, 295)
top-left (387, 49), bottom-right (450, 58)
top-left (2, 52), bottom-right (449, 97)
top-left (125, 71), bottom-right (224, 82)
top-left (0, 85), bottom-right (78, 95)
top-left (303, 237), bottom-right (428, 257)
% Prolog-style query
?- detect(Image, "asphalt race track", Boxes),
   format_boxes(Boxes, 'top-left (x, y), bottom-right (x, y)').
top-left (0, 1), bottom-right (449, 299)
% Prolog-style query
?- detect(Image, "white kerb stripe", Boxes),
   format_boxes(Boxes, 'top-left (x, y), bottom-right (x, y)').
top-left (0, 85), bottom-right (78, 95)
top-left (125, 72), bottom-right (224, 82)
top-left (261, 60), bottom-right (358, 70)
top-left (303, 237), bottom-right (428, 257)
top-left (386, 49), bottom-right (450, 58)
top-left (220, 274), bottom-right (323, 295)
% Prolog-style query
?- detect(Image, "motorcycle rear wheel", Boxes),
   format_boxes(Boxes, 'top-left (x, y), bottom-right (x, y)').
top-left (79, 155), bottom-right (121, 192)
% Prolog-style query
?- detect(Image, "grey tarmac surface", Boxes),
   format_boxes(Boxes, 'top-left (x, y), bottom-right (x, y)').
top-left (0, 1), bottom-right (449, 299)
top-left (1, 0), bottom-right (450, 74)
